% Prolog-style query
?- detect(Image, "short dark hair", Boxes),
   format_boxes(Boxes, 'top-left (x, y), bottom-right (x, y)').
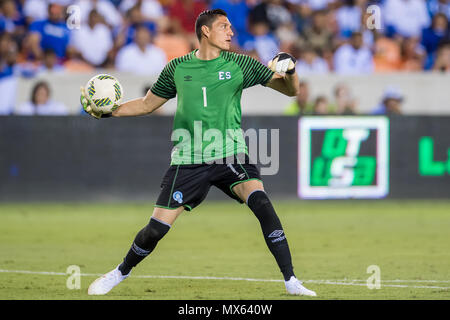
top-left (195, 9), bottom-right (227, 41)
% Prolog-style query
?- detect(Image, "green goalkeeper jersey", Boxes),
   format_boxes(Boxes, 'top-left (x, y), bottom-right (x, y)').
top-left (151, 49), bottom-right (274, 165)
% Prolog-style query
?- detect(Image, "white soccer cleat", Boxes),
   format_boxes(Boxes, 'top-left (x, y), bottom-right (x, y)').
top-left (285, 276), bottom-right (317, 296)
top-left (88, 266), bottom-right (130, 295)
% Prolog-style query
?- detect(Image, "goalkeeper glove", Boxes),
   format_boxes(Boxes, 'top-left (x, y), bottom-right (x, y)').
top-left (268, 52), bottom-right (297, 75)
top-left (80, 86), bottom-right (112, 119)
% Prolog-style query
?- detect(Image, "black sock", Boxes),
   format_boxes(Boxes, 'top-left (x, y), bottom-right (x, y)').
top-left (118, 217), bottom-right (171, 275)
top-left (247, 190), bottom-right (295, 281)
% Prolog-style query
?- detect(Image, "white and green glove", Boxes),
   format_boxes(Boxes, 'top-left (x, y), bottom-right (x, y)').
top-left (268, 52), bottom-right (297, 75)
top-left (80, 86), bottom-right (112, 119)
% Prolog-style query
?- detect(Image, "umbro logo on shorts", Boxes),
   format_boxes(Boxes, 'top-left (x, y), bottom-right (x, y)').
top-left (227, 164), bottom-right (246, 180)
top-left (184, 75), bottom-right (192, 81)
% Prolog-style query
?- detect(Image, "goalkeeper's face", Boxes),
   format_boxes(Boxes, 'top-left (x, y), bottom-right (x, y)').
top-left (207, 15), bottom-right (234, 50)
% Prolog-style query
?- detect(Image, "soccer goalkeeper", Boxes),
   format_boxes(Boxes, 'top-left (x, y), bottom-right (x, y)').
top-left (81, 9), bottom-right (316, 297)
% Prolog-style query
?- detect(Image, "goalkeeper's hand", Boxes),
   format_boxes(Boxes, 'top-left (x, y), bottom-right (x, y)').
top-left (80, 86), bottom-right (102, 119)
top-left (268, 52), bottom-right (297, 75)
top-left (80, 87), bottom-right (114, 119)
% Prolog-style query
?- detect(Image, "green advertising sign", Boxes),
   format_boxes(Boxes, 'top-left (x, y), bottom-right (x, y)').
top-left (299, 117), bottom-right (389, 199)
top-left (418, 136), bottom-right (450, 176)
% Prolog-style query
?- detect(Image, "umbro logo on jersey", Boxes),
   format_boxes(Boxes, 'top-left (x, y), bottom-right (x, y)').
top-left (184, 75), bottom-right (192, 81)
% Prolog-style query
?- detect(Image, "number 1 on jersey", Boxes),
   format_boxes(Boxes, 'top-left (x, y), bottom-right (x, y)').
top-left (202, 87), bottom-right (207, 107)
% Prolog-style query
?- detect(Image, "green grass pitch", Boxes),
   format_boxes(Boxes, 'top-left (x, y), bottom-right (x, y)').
top-left (0, 200), bottom-right (449, 300)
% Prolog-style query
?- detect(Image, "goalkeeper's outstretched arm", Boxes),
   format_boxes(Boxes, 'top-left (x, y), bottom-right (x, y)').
top-left (81, 87), bottom-right (168, 119)
top-left (112, 90), bottom-right (168, 117)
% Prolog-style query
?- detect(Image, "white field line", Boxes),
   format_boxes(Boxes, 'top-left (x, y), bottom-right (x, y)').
top-left (0, 269), bottom-right (449, 290)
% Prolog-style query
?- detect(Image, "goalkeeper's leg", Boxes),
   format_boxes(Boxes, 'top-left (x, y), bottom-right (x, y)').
top-left (88, 207), bottom-right (184, 295)
top-left (232, 180), bottom-right (316, 296)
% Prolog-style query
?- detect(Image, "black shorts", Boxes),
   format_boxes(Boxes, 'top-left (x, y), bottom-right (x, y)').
top-left (155, 154), bottom-right (262, 211)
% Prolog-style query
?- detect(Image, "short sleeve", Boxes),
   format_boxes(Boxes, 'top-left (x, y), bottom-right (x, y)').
top-left (239, 55), bottom-right (274, 89)
top-left (150, 60), bottom-right (177, 99)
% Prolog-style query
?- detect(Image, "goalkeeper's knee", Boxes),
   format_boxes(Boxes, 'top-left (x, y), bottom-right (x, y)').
top-left (247, 190), bottom-right (280, 226)
top-left (135, 217), bottom-right (171, 251)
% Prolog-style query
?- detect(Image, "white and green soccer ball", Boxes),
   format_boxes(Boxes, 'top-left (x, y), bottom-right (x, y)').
top-left (85, 74), bottom-right (123, 114)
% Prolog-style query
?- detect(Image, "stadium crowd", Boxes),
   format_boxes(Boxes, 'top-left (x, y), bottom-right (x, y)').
top-left (0, 0), bottom-right (447, 115)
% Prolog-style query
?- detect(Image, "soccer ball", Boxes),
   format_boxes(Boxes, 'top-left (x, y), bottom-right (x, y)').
top-left (85, 74), bottom-right (123, 114)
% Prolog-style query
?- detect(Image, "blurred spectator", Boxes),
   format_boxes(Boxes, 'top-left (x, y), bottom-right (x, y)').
top-left (0, 0), bottom-right (26, 40)
top-left (275, 22), bottom-right (299, 52)
top-left (115, 24), bottom-right (167, 75)
top-left (283, 80), bottom-right (314, 115)
top-left (333, 31), bottom-right (374, 74)
top-left (432, 41), bottom-right (450, 71)
top-left (427, 0), bottom-right (450, 21)
top-left (15, 80), bottom-right (68, 115)
top-left (298, 9), bottom-right (333, 57)
top-left (22, 0), bottom-right (48, 24)
top-left (295, 45), bottom-right (329, 75)
top-left (71, 9), bottom-right (114, 67)
top-left (257, 0), bottom-right (299, 53)
top-left (115, 4), bottom-right (157, 49)
top-left (25, 3), bottom-right (71, 60)
top-left (75, 0), bottom-right (123, 29)
top-left (244, 0), bottom-right (292, 54)
top-left (371, 86), bottom-right (403, 115)
top-left (306, 0), bottom-right (336, 11)
top-left (373, 36), bottom-right (402, 71)
top-left (335, 0), bottom-right (365, 39)
top-left (312, 95), bottom-right (330, 115)
top-left (383, 0), bottom-right (431, 38)
top-left (210, 0), bottom-right (249, 37)
top-left (323, 5), bottom-right (339, 35)
top-left (399, 37), bottom-right (426, 71)
top-left (331, 82), bottom-right (357, 114)
top-left (18, 48), bottom-right (65, 77)
top-left (63, 49), bottom-right (95, 73)
top-left (242, 19), bottom-right (279, 65)
top-left (0, 32), bottom-right (17, 115)
top-left (154, 16), bottom-right (191, 61)
top-left (119, 0), bottom-right (165, 23)
top-left (248, 0), bottom-right (292, 32)
top-left (421, 12), bottom-right (450, 70)
top-left (290, 0), bottom-right (313, 34)
top-left (39, 48), bottom-right (65, 73)
top-left (169, 0), bottom-right (207, 46)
